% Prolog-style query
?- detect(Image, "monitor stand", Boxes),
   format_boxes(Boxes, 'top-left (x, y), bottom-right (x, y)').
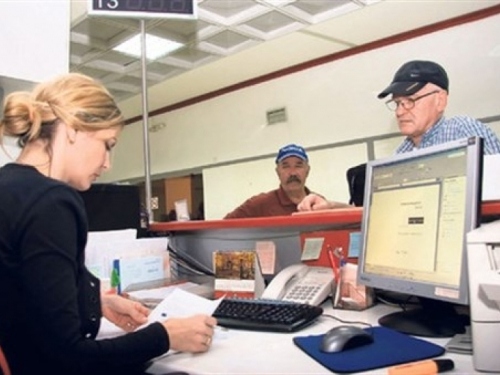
top-left (378, 297), bottom-right (469, 338)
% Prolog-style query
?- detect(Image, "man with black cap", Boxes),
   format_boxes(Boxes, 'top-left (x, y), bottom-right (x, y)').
top-left (379, 60), bottom-right (500, 154)
top-left (292, 60), bottom-right (500, 213)
top-left (224, 144), bottom-right (347, 218)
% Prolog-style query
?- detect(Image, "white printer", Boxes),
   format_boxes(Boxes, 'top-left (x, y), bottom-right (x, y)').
top-left (466, 220), bottom-right (500, 372)
top-left (482, 155), bottom-right (500, 201)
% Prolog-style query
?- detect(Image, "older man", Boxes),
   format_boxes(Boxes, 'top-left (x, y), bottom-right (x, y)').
top-left (299, 60), bottom-right (500, 211)
top-left (224, 144), bottom-right (318, 218)
top-left (378, 60), bottom-right (500, 154)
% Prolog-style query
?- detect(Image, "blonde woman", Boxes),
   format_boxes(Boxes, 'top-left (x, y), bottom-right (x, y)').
top-left (0, 73), bottom-right (216, 375)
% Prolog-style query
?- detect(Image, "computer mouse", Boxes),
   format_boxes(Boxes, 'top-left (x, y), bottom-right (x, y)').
top-left (320, 325), bottom-right (374, 353)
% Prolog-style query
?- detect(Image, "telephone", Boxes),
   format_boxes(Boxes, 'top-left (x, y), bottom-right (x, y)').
top-left (261, 264), bottom-right (334, 306)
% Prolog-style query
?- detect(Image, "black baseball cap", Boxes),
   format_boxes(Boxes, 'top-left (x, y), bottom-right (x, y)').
top-left (378, 60), bottom-right (449, 99)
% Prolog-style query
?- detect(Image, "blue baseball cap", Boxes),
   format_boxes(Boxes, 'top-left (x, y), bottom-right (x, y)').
top-left (275, 144), bottom-right (308, 163)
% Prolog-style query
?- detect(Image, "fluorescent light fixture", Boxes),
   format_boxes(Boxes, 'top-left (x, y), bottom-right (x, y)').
top-left (113, 34), bottom-right (184, 60)
top-left (260, 0), bottom-right (295, 6)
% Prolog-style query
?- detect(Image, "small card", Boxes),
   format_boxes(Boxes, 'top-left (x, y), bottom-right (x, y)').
top-left (174, 199), bottom-right (190, 221)
top-left (112, 255), bottom-right (165, 294)
top-left (213, 250), bottom-right (264, 299)
top-left (255, 241), bottom-right (276, 275)
top-left (301, 237), bottom-right (324, 261)
top-left (348, 232), bottom-right (362, 258)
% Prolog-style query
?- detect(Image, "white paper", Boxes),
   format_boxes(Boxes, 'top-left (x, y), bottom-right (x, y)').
top-left (148, 288), bottom-right (223, 323)
top-left (174, 199), bottom-right (190, 221)
top-left (483, 154), bottom-right (500, 201)
top-left (128, 282), bottom-right (208, 300)
top-left (97, 289), bottom-right (228, 344)
top-left (88, 229), bottom-right (137, 244)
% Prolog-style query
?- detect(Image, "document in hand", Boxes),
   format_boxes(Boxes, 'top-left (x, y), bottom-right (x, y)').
top-left (97, 289), bottom-right (223, 340)
top-left (147, 288), bottom-right (223, 323)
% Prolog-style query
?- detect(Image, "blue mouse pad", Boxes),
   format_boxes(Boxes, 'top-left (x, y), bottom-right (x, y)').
top-left (293, 326), bottom-right (444, 373)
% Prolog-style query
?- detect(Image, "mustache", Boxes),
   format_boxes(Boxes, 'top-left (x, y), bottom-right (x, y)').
top-left (286, 175), bottom-right (302, 184)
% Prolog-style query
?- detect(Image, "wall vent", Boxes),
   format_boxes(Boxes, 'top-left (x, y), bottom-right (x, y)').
top-left (266, 107), bottom-right (287, 125)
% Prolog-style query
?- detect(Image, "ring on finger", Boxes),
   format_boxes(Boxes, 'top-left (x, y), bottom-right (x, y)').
top-left (205, 336), bottom-right (211, 346)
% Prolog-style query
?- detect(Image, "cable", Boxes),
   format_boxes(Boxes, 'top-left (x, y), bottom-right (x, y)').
top-left (321, 313), bottom-right (375, 338)
top-left (167, 241), bottom-right (214, 277)
top-left (322, 313), bottom-right (373, 330)
top-left (375, 290), bottom-right (419, 311)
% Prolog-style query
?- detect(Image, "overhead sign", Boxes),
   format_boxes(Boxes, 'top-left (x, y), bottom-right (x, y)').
top-left (88, 0), bottom-right (197, 19)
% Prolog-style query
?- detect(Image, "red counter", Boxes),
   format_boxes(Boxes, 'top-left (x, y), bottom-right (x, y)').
top-left (150, 202), bottom-right (500, 233)
top-left (149, 201), bottom-right (500, 272)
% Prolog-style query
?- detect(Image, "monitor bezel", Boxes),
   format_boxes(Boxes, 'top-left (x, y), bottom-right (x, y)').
top-left (357, 136), bottom-right (483, 307)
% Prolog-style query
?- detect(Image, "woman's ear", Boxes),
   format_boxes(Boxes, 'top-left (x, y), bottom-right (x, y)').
top-left (65, 124), bottom-right (77, 144)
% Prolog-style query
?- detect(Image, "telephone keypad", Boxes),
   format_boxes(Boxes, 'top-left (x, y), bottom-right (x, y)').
top-left (285, 285), bottom-right (322, 303)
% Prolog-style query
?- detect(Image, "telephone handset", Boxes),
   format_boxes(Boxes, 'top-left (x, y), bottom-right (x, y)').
top-left (261, 264), bottom-right (334, 306)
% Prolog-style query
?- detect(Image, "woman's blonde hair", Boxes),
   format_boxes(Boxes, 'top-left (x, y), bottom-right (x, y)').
top-left (0, 73), bottom-right (124, 147)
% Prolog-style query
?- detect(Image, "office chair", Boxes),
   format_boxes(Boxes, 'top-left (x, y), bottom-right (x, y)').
top-left (0, 341), bottom-right (11, 375)
top-left (346, 163), bottom-right (366, 207)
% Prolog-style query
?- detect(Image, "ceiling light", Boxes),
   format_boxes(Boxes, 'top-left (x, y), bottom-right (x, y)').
top-left (113, 34), bottom-right (184, 60)
top-left (260, 0), bottom-right (295, 6)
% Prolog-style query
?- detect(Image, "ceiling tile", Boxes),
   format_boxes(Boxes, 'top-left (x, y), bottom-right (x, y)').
top-left (69, 0), bottom-right (499, 104)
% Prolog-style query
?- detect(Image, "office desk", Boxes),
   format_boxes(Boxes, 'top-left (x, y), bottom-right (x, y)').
top-left (144, 204), bottom-right (500, 374)
top-left (145, 303), bottom-right (477, 375)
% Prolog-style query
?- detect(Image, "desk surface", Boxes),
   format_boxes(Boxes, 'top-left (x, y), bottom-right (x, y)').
top-left (142, 205), bottom-right (497, 374)
top-left (145, 303), bottom-right (477, 375)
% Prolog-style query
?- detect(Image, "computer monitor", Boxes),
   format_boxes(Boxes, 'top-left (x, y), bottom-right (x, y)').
top-left (357, 137), bottom-right (483, 338)
top-left (79, 183), bottom-right (144, 236)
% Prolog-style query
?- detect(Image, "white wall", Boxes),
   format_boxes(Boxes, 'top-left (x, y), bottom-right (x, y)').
top-left (101, 14), bottom-right (500, 219)
top-left (0, 2), bottom-right (70, 83)
top-left (0, 1), bottom-right (70, 166)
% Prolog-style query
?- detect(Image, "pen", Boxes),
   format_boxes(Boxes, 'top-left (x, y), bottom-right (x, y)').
top-left (387, 359), bottom-right (454, 375)
top-left (326, 245), bottom-right (339, 282)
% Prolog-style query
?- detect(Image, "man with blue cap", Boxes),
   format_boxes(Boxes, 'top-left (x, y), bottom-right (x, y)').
top-left (224, 144), bottom-right (315, 218)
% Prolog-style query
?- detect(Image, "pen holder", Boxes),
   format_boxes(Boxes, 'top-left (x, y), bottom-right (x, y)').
top-left (332, 263), bottom-right (375, 311)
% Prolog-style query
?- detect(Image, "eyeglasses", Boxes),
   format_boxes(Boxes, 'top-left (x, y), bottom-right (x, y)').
top-left (385, 90), bottom-right (440, 111)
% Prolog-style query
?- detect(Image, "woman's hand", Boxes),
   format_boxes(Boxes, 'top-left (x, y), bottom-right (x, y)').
top-left (101, 293), bottom-right (150, 332)
top-left (162, 314), bottom-right (217, 353)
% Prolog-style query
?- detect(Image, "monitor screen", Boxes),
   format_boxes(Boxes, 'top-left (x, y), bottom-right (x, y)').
top-left (79, 183), bottom-right (144, 235)
top-left (357, 137), bottom-right (483, 337)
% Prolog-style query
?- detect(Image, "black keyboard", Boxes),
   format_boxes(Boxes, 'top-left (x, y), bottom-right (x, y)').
top-left (212, 298), bottom-right (323, 332)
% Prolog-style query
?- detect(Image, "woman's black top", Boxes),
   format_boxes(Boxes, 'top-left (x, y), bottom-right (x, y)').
top-left (0, 164), bottom-right (169, 374)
